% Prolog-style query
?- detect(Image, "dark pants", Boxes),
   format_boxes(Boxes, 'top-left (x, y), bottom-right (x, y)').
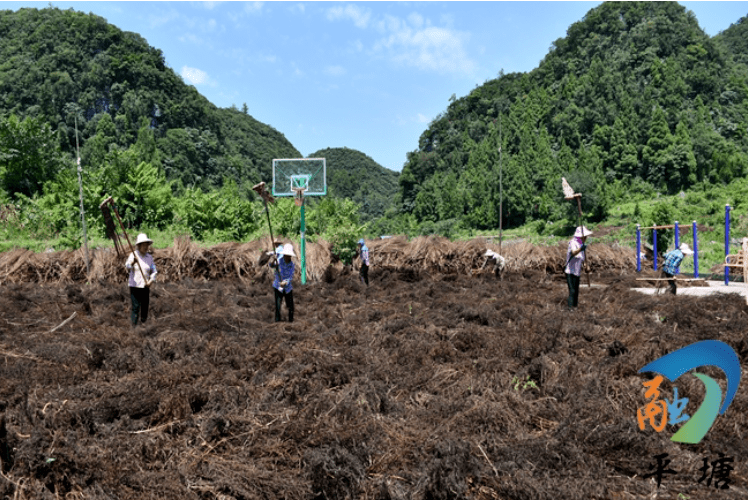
top-left (360, 264), bottom-right (369, 286)
top-left (665, 272), bottom-right (677, 295)
top-left (274, 289), bottom-right (294, 322)
top-left (566, 273), bottom-right (580, 309)
top-left (130, 286), bottom-right (150, 326)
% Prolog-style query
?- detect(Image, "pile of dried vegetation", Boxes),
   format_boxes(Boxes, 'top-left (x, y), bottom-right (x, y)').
top-left (0, 236), bottom-right (636, 285)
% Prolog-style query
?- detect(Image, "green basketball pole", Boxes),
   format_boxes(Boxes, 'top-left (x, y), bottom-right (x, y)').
top-left (300, 198), bottom-right (307, 285)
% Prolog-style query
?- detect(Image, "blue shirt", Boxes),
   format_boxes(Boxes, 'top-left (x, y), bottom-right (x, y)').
top-left (662, 249), bottom-right (685, 275)
top-left (359, 245), bottom-right (370, 266)
top-left (271, 258), bottom-right (295, 293)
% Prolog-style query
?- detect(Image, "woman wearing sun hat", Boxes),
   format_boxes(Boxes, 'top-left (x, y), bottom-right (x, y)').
top-left (125, 233), bottom-right (158, 326)
top-left (356, 238), bottom-right (370, 286)
top-left (565, 226), bottom-right (592, 310)
top-left (662, 243), bottom-right (694, 295)
top-left (270, 243), bottom-right (296, 322)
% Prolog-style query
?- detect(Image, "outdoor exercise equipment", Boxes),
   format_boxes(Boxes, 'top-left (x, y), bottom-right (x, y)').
top-left (723, 204), bottom-right (748, 285)
top-left (636, 221), bottom-right (699, 277)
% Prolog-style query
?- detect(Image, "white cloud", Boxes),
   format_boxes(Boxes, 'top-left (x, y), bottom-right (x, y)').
top-left (289, 3), bottom-right (305, 15)
top-left (148, 10), bottom-right (180, 28)
top-left (244, 2), bottom-right (264, 15)
top-left (202, 1), bottom-right (221, 10)
top-left (181, 66), bottom-right (209, 85)
top-left (338, 10), bottom-right (475, 75)
top-left (325, 65), bottom-right (346, 77)
top-left (407, 12), bottom-right (424, 29)
top-left (179, 33), bottom-right (205, 45)
top-left (417, 113), bottom-right (429, 123)
top-left (327, 4), bottom-right (371, 29)
top-left (373, 22), bottom-right (475, 74)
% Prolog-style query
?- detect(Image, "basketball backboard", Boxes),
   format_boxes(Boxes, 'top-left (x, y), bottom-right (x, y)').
top-left (272, 158), bottom-right (326, 197)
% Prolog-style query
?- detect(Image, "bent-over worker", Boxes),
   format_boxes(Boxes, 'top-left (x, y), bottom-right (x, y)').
top-left (565, 226), bottom-right (592, 310)
top-left (662, 243), bottom-right (694, 295)
top-left (356, 238), bottom-right (370, 286)
top-left (483, 249), bottom-right (505, 278)
top-left (126, 233), bottom-right (157, 326)
top-left (270, 243), bottom-right (295, 322)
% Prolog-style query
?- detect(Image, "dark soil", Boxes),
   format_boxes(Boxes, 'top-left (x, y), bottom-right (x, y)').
top-left (0, 268), bottom-right (747, 499)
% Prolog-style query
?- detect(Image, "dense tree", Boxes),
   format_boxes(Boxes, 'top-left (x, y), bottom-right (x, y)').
top-left (393, 1), bottom-right (748, 230)
top-left (305, 147), bottom-right (399, 223)
top-left (0, 114), bottom-right (62, 197)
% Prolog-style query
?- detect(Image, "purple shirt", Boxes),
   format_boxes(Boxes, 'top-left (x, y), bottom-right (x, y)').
top-left (565, 237), bottom-right (585, 276)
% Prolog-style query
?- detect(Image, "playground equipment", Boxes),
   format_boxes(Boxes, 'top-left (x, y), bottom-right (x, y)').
top-left (723, 203), bottom-right (748, 285)
top-left (636, 221), bottom-right (699, 276)
top-left (637, 204), bottom-right (745, 284)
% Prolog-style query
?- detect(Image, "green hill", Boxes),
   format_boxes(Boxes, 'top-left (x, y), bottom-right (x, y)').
top-left (394, 2), bottom-right (748, 234)
top-left (306, 147), bottom-right (399, 221)
top-left (0, 6), bottom-right (300, 192)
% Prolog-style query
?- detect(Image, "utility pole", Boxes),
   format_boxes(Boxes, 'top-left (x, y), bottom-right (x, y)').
top-left (74, 112), bottom-right (90, 275)
top-left (498, 113), bottom-right (503, 255)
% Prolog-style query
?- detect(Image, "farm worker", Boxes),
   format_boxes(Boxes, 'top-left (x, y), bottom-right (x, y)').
top-left (662, 243), bottom-right (694, 295)
top-left (483, 249), bottom-right (506, 278)
top-left (125, 233), bottom-right (157, 326)
top-left (565, 226), bottom-right (592, 310)
top-left (270, 243), bottom-right (295, 322)
top-left (356, 238), bottom-right (370, 286)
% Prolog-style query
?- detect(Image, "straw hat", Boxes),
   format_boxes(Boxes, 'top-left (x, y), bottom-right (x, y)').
top-left (281, 243), bottom-right (296, 257)
top-left (679, 243), bottom-right (694, 256)
top-left (573, 226), bottom-right (593, 238)
top-left (135, 233), bottom-right (153, 245)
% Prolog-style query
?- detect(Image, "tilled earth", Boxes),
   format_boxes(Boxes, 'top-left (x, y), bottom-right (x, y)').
top-left (1, 267), bottom-right (748, 499)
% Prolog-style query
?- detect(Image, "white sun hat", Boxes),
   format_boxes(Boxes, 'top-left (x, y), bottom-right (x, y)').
top-left (282, 243), bottom-right (296, 257)
top-left (135, 233), bottom-right (153, 245)
top-left (679, 243), bottom-right (694, 255)
top-left (573, 226), bottom-right (593, 238)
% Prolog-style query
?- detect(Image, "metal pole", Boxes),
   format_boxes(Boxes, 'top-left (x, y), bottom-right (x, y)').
top-left (300, 199), bottom-right (307, 285)
top-left (498, 113), bottom-right (503, 255)
top-left (674, 220), bottom-right (680, 274)
top-left (636, 224), bottom-right (641, 272)
top-left (74, 114), bottom-right (90, 275)
top-left (725, 204), bottom-right (731, 285)
top-left (693, 220), bottom-right (698, 278)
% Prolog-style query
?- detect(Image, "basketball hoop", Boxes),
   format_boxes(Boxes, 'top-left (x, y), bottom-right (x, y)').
top-left (292, 186), bottom-right (306, 207)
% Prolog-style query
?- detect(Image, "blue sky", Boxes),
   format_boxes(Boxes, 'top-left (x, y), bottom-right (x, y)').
top-left (4, 2), bottom-right (748, 173)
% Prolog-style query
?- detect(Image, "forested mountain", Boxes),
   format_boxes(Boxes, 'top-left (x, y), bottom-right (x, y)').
top-left (715, 14), bottom-right (748, 68)
top-left (306, 147), bottom-right (399, 221)
top-left (397, 2), bottom-right (748, 231)
top-left (0, 6), bottom-right (300, 194)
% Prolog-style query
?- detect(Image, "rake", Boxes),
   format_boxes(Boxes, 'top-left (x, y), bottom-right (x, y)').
top-left (99, 197), bottom-right (149, 287)
top-left (252, 182), bottom-right (278, 261)
top-left (562, 177), bottom-right (591, 287)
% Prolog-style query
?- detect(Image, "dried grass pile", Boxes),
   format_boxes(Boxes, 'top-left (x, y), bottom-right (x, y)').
top-left (0, 236), bottom-right (636, 284)
top-left (370, 237), bottom-right (636, 275)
